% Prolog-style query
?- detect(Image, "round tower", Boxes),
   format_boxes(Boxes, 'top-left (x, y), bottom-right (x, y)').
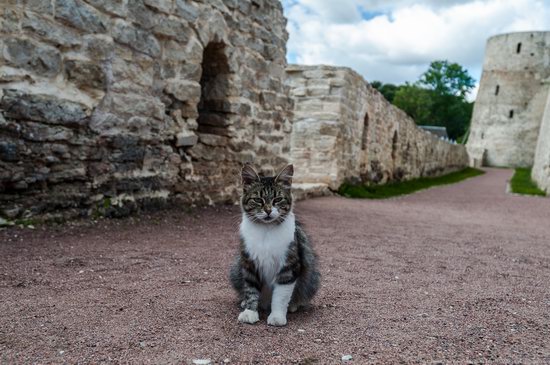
top-left (467, 31), bottom-right (550, 167)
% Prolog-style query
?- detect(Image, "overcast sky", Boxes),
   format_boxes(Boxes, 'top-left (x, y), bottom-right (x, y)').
top-left (282, 0), bottom-right (550, 98)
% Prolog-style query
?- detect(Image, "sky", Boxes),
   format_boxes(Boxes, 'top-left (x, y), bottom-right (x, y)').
top-left (282, 0), bottom-right (550, 99)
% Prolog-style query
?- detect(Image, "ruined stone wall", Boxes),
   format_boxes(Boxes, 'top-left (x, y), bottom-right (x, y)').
top-left (467, 32), bottom-right (550, 168)
top-left (532, 89), bottom-right (550, 193)
top-left (0, 0), bottom-right (292, 220)
top-left (286, 65), bottom-right (469, 190)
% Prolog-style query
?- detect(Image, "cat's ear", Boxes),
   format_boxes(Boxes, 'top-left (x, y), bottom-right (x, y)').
top-left (241, 164), bottom-right (260, 186)
top-left (275, 164), bottom-right (293, 187)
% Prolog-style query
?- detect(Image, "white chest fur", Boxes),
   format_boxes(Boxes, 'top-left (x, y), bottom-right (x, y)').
top-left (240, 213), bottom-right (296, 286)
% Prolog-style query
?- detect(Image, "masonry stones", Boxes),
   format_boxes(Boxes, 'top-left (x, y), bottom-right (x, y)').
top-left (1, 0), bottom-right (474, 221)
top-left (0, 0), bottom-right (292, 220)
top-left (286, 65), bottom-right (469, 190)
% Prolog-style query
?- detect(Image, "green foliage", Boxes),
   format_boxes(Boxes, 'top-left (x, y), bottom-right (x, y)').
top-left (393, 84), bottom-right (433, 124)
top-left (371, 60), bottom-right (475, 141)
top-left (510, 168), bottom-right (546, 197)
top-left (338, 168), bottom-right (484, 199)
top-left (419, 60), bottom-right (475, 98)
top-left (371, 81), bottom-right (400, 103)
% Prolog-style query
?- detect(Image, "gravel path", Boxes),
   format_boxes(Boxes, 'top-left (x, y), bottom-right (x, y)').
top-left (1, 168), bottom-right (549, 364)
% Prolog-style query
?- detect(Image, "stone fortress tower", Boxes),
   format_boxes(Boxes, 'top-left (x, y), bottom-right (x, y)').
top-left (467, 32), bottom-right (550, 168)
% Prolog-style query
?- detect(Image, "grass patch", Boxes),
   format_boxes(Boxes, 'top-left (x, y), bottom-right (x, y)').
top-left (510, 168), bottom-right (546, 197)
top-left (338, 167), bottom-right (485, 199)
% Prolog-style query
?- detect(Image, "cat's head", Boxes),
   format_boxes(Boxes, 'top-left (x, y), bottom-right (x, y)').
top-left (240, 164), bottom-right (294, 224)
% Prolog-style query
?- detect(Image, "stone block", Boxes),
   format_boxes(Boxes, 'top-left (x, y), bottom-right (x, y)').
top-left (1, 8), bottom-right (21, 33)
top-left (111, 57), bottom-right (154, 90)
top-left (176, 131), bottom-right (198, 147)
top-left (1, 89), bottom-right (90, 126)
top-left (82, 34), bottom-right (115, 60)
top-left (153, 16), bottom-right (190, 42)
top-left (0, 141), bottom-right (19, 162)
top-left (64, 59), bottom-right (105, 90)
top-left (164, 79), bottom-right (201, 103)
top-left (112, 19), bottom-right (160, 57)
top-left (0, 66), bottom-right (33, 83)
top-left (127, 0), bottom-right (160, 29)
top-left (3, 37), bottom-right (61, 76)
top-left (174, 0), bottom-right (199, 22)
top-left (109, 93), bottom-right (165, 121)
top-left (22, 11), bottom-right (80, 47)
top-left (0, 117), bottom-right (74, 142)
top-left (55, 0), bottom-right (107, 33)
top-left (143, 0), bottom-right (172, 13)
top-left (84, 0), bottom-right (127, 16)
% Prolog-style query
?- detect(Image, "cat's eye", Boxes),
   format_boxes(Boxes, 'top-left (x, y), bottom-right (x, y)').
top-left (273, 197), bottom-right (284, 204)
top-left (252, 198), bottom-right (264, 204)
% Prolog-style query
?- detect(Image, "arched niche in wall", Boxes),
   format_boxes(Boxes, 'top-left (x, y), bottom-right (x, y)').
top-left (391, 130), bottom-right (399, 161)
top-left (185, 41), bottom-right (241, 203)
top-left (197, 42), bottom-right (231, 136)
top-left (361, 112), bottom-right (369, 151)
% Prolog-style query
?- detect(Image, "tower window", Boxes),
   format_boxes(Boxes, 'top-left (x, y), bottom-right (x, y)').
top-left (509, 110), bottom-right (514, 118)
top-left (495, 85), bottom-right (500, 95)
top-left (516, 43), bottom-right (522, 54)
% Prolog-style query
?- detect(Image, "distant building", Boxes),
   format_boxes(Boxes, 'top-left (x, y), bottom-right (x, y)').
top-left (467, 32), bottom-right (550, 168)
top-left (419, 126), bottom-right (449, 139)
top-left (466, 31), bottom-right (550, 193)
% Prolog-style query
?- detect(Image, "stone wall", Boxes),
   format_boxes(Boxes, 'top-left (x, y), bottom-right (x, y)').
top-left (0, 0), bottom-right (292, 220)
top-left (467, 32), bottom-right (550, 168)
top-left (286, 65), bottom-right (469, 191)
top-left (532, 89), bottom-right (550, 193)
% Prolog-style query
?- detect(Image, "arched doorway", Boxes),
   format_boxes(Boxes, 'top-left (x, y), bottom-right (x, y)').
top-left (359, 112), bottom-right (370, 181)
top-left (186, 41), bottom-right (240, 203)
top-left (197, 42), bottom-right (231, 136)
top-left (391, 130), bottom-right (399, 161)
top-left (361, 112), bottom-right (369, 150)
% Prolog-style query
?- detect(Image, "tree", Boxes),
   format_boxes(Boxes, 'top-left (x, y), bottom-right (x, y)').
top-left (371, 81), bottom-right (400, 103)
top-left (386, 60), bottom-right (475, 140)
top-left (419, 60), bottom-right (475, 99)
top-left (393, 84), bottom-right (433, 124)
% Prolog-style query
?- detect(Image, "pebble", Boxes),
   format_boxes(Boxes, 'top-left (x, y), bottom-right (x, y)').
top-left (192, 360), bottom-right (211, 365)
top-left (297, 329), bottom-right (305, 332)
top-left (342, 355), bottom-right (353, 362)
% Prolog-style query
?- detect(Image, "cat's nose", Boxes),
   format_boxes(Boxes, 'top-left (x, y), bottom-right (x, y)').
top-left (264, 207), bottom-right (272, 215)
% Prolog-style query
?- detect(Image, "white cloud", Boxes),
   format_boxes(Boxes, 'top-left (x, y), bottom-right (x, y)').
top-left (283, 0), bottom-right (550, 98)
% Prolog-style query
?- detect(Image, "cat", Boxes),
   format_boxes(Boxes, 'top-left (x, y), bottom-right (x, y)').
top-left (229, 164), bottom-right (320, 326)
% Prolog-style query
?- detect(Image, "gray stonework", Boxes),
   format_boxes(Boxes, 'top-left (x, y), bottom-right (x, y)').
top-left (467, 32), bottom-right (550, 168)
top-left (0, 0), bottom-right (292, 220)
top-left (286, 65), bottom-right (469, 191)
top-left (1, 1), bottom-right (474, 221)
top-left (532, 90), bottom-right (550, 193)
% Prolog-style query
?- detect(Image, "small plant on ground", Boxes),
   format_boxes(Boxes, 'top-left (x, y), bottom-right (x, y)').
top-left (510, 168), bottom-right (546, 197)
top-left (339, 167), bottom-right (484, 199)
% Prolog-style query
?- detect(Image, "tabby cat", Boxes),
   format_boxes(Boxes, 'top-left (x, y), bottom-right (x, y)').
top-left (229, 164), bottom-right (320, 326)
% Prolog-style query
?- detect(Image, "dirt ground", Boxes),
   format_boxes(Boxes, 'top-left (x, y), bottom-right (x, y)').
top-left (1, 168), bottom-right (549, 364)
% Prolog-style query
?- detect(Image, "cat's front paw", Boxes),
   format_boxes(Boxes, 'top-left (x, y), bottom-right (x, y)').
top-left (238, 309), bottom-right (259, 324)
top-left (267, 312), bottom-right (287, 326)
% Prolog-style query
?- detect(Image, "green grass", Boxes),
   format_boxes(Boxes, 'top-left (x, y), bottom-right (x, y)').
top-left (510, 168), bottom-right (546, 197)
top-left (338, 167), bottom-right (485, 199)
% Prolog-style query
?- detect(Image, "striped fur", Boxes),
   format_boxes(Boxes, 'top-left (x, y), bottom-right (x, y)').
top-left (229, 164), bottom-right (321, 326)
